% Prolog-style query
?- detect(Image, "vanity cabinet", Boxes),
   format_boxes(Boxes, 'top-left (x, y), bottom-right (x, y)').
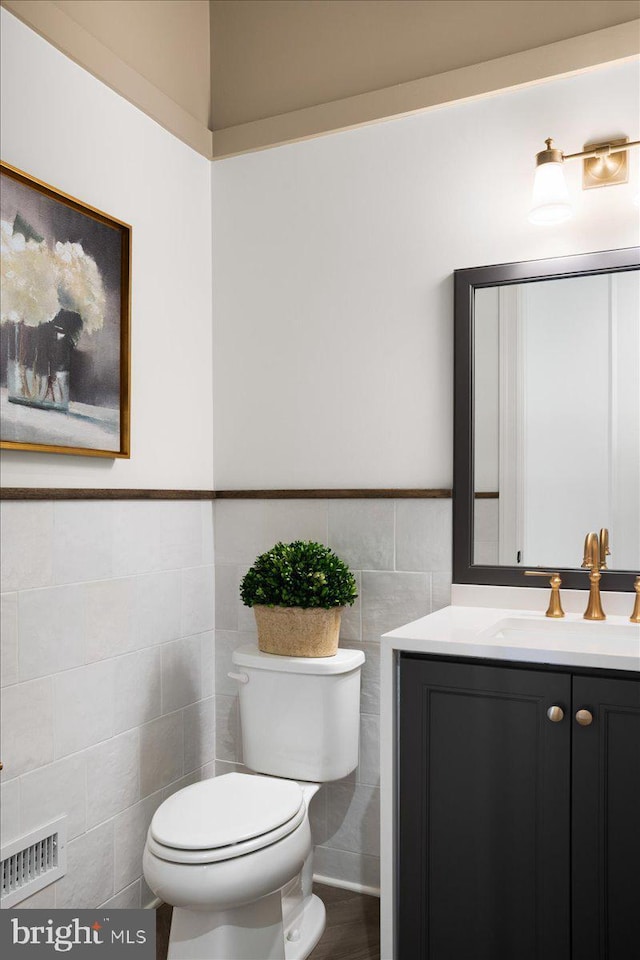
top-left (398, 656), bottom-right (640, 960)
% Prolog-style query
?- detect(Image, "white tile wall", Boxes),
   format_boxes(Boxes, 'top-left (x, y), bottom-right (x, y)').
top-left (52, 502), bottom-right (113, 585)
top-left (212, 497), bottom-right (452, 889)
top-left (0, 502), bottom-right (54, 593)
top-left (55, 821), bottom-right (115, 909)
top-left (138, 711), bottom-right (185, 797)
top-left (18, 585), bottom-right (86, 680)
top-left (134, 571), bottom-right (182, 648)
top-left (20, 754), bottom-right (87, 840)
top-left (54, 660), bottom-right (117, 757)
top-left (113, 792), bottom-right (163, 894)
top-left (84, 578), bottom-right (137, 661)
top-left (85, 731), bottom-right (140, 829)
top-left (0, 500), bottom-right (215, 908)
top-left (112, 647), bottom-right (162, 734)
top-left (184, 698), bottom-right (216, 773)
top-left (1, 591), bottom-right (19, 687)
top-left (215, 499), bottom-right (328, 565)
top-left (328, 500), bottom-right (395, 570)
top-left (0, 776), bottom-right (20, 841)
top-left (325, 781), bottom-right (380, 858)
top-left (215, 693), bottom-right (242, 762)
top-left (1, 495), bottom-right (452, 903)
top-left (1, 677), bottom-right (54, 777)
top-left (361, 570), bottom-right (430, 641)
top-left (101, 880), bottom-right (142, 910)
top-left (396, 499), bottom-right (452, 571)
top-left (181, 566), bottom-right (215, 636)
top-left (161, 635), bottom-right (203, 713)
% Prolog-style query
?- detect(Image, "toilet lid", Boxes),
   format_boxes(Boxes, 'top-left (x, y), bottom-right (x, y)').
top-left (149, 773), bottom-right (304, 851)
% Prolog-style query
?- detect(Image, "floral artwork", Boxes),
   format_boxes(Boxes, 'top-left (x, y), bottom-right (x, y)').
top-left (0, 163), bottom-right (130, 457)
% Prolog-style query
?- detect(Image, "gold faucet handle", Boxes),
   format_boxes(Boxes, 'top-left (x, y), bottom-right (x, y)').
top-left (631, 576), bottom-right (640, 624)
top-left (524, 570), bottom-right (565, 618)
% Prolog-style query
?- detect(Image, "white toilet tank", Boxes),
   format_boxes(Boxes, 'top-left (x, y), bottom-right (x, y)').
top-left (231, 644), bottom-right (365, 782)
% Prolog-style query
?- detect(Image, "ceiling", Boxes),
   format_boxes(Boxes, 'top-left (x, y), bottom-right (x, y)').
top-left (2, 0), bottom-right (639, 156)
top-left (210, 0), bottom-right (640, 129)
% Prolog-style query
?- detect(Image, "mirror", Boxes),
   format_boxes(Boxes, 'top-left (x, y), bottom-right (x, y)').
top-left (454, 247), bottom-right (639, 591)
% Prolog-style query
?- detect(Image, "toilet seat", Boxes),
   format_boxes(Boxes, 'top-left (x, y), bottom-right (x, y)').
top-left (148, 773), bottom-right (306, 865)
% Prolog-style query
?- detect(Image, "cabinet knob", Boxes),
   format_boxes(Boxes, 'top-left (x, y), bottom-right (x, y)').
top-left (546, 705), bottom-right (564, 723)
top-left (575, 709), bottom-right (593, 726)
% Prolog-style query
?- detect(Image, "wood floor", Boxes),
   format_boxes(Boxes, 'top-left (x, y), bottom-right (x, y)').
top-left (308, 884), bottom-right (380, 960)
top-left (156, 883), bottom-right (380, 960)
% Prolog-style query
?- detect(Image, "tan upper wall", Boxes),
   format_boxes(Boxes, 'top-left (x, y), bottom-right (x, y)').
top-left (2, 0), bottom-right (639, 157)
top-left (55, 0), bottom-right (210, 126)
top-left (210, 0), bottom-right (640, 130)
top-left (1, 0), bottom-right (213, 154)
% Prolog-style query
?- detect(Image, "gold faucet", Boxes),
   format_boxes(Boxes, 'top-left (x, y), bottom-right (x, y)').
top-left (524, 570), bottom-right (565, 618)
top-left (630, 576), bottom-right (640, 624)
top-left (599, 527), bottom-right (611, 569)
top-left (581, 530), bottom-right (608, 620)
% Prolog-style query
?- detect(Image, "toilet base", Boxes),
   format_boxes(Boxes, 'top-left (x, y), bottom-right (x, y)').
top-left (167, 892), bottom-right (326, 960)
top-left (285, 894), bottom-right (326, 960)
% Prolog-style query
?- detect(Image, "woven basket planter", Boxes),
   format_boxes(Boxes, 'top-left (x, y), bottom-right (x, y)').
top-left (253, 605), bottom-right (343, 658)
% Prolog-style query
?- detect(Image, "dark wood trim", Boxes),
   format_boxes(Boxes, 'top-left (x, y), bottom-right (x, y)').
top-left (475, 491), bottom-right (499, 499)
top-left (0, 488), bottom-right (216, 501)
top-left (215, 488), bottom-right (452, 499)
top-left (453, 246), bottom-right (640, 594)
top-left (0, 487), bottom-right (452, 501)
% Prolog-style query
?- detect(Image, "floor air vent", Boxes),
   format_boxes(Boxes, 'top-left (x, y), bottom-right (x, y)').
top-left (1, 817), bottom-right (67, 907)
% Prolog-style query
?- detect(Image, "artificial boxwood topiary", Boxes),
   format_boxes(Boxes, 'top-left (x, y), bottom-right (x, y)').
top-left (240, 541), bottom-right (358, 610)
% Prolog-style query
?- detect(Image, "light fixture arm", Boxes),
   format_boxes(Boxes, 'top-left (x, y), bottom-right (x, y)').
top-left (562, 139), bottom-right (640, 162)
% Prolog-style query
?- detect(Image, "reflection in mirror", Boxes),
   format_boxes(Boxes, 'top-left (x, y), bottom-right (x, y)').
top-left (473, 271), bottom-right (640, 570)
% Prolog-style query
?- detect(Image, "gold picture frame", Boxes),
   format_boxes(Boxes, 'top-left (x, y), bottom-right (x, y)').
top-left (0, 161), bottom-right (131, 458)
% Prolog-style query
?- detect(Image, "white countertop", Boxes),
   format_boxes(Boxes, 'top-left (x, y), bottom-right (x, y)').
top-left (382, 604), bottom-right (640, 673)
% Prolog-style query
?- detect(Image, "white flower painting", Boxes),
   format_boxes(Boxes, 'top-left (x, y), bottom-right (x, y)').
top-left (0, 164), bottom-right (130, 457)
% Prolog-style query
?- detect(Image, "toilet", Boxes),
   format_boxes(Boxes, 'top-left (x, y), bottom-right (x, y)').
top-left (143, 643), bottom-right (365, 960)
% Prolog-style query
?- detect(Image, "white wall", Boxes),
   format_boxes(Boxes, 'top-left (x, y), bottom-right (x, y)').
top-left (211, 59), bottom-right (640, 489)
top-left (0, 499), bottom-right (215, 909)
top-left (0, 9), bottom-right (214, 489)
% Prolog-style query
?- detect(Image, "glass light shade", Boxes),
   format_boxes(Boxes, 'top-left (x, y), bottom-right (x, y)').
top-left (528, 160), bottom-right (572, 224)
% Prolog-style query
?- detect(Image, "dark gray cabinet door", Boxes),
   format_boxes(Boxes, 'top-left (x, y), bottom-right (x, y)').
top-left (398, 657), bottom-right (571, 960)
top-left (571, 674), bottom-right (640, 960)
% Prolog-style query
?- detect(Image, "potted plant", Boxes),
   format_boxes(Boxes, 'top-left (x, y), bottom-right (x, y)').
top-left (240, 540), bottom-right (358, 657)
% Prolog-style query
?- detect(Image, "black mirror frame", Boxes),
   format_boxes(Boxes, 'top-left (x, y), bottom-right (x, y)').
top-left (453, 246), bottom-right (640, 592)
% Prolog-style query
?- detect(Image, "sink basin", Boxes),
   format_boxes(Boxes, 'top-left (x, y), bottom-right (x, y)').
top-left (488, 616), bottom-right (638, 642)
top-left (484, 616), bottom-right (640, 664)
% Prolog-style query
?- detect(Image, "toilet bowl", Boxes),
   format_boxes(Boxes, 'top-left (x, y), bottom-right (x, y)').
top-left (143, 644), bottom-right (364, 960)
top-left (143, 773), bottom-right (324, 960)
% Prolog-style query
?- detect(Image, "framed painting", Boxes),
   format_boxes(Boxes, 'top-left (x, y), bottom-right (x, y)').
top-left (0, 161), bottom-right (131, 458)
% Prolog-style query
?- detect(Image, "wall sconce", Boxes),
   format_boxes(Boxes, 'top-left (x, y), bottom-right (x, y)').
top-left (529, 136), bottom-right (640, 224)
